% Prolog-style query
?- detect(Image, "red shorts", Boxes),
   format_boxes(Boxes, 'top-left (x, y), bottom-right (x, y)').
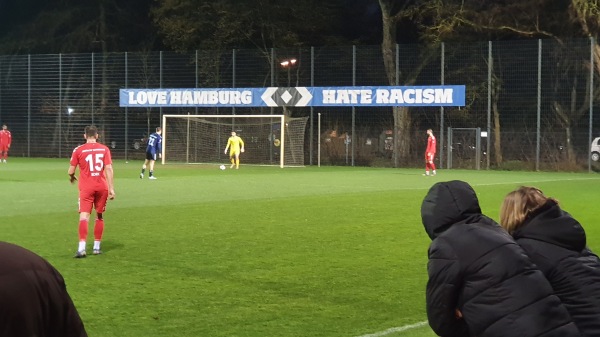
top-left (78, 188), bottom-right (109, 214)
top-left (425, 153), bottom-right (435, 162)
top-left (0, 145), bottom-right (8, 152)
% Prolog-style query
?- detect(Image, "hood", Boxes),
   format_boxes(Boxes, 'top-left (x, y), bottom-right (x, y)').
top-left (513, 200), bottom-right (586, 251)
top-left (421, 180), bottom-right (482, 240)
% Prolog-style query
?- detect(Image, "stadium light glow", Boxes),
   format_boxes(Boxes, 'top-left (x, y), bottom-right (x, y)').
top-left (280, 58), bottom-right (297, 67)
top-left (280, 58), bottom-right (298, 87)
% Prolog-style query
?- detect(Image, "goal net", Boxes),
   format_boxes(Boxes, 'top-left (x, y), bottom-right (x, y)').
top-left (162, 114), bottom-right (309, 167)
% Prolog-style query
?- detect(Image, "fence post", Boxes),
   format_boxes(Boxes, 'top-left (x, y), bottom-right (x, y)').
top-left (589, 37), bottom-right (595, 173)
top-left (0, 57), bottom-right (2, 125)
top-left (59, 53), bottom-right (62, 158)
top-left (394, 43), bottom-right (399, 168)
top-left (309, 46), bottom-right (314, 166)
top-left (159, 51), bottom-right (163, 123)
top-left (536, 39), bottom-right (542, 171)
top-left (195, 50), bottom-right (198, 115)
top-left (232, 49), bottom-right (236, 116)
top-left (125, 52), bottom-right (129, 162)
top-left (440, 42), bottom-right (445, 168)
top-left (92, 53), bottom-right (95, 125)
top-left (486, 41), bottom-right (492, 170)
top-left (27, 54), bottom-right (31, 157)
top-left (351, 45), bottom-right (356, 166)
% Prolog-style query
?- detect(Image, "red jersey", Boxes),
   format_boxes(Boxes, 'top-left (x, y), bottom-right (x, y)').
top-left (0, 130), bottom-right (11, 146)
top-left (70, 142), bottom-right (112, 191)
top-left (426, 135), bottom-right (437, 155)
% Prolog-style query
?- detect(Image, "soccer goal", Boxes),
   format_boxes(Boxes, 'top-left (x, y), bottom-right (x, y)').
top-left (162, 114), bottom-right (309, 167)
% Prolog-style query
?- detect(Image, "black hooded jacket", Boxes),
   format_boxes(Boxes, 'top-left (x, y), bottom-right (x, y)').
top-left (421, 181), bottom-right (580, 337)
top-left (512, 200), bottom-right (600, 337)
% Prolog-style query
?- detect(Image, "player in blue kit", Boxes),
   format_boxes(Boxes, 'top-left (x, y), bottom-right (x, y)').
top-left (140, 127), bottom-right (162, 180)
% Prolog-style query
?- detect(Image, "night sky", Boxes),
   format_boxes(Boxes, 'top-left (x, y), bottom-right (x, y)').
top-left (0, 0), bottom-right (401, 52)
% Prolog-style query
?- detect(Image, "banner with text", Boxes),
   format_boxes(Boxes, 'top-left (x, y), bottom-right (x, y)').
top-left (120, 85), bottom-right (465, 108)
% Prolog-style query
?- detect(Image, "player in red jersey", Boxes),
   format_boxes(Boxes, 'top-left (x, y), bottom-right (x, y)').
top-left (424, 129), bottom-right (437, 176)
top-left (0, 124), bottom-right (12, 163)
top-left (68, 125), bottom-right (115, 258)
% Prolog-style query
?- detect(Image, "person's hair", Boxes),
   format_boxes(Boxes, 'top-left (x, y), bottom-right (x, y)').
top-left (427, 129), bottom-right (433, 133)
top-left (84, 125), bottom-right (98, 138)
top-left (156, 127), bottom-right (161, 132)
top-left (499, 186), bottom-right (557, 234)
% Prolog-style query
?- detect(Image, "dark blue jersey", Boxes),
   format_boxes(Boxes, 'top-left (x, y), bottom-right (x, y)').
top-left (146, 132), bottom-right (162, 154)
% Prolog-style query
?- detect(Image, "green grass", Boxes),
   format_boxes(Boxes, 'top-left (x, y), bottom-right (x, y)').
top-left (1, 158), bottom-right (599, 337)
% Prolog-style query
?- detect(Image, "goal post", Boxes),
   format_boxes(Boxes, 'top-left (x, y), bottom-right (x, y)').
top-left (161, 114), bottom-right (309, 168)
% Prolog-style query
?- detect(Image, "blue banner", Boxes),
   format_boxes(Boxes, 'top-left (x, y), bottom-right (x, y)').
top-left (119, 85), bottom-right (465, 108)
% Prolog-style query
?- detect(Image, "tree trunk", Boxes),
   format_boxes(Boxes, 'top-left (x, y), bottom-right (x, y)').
top-left (491, 72), bottom-right (503, 165)
top-left (565, 126), bottom-right (575, 163)
top-left (492, 96), bottom-right (503, 165)
top-left (393, 107), bottom-right (412, 166)
top-left (379, 0), bottom-right (411, 167)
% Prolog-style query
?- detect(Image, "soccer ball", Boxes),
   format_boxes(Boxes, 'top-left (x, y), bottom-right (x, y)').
top-left (219, 165), bottom-right (226, 170)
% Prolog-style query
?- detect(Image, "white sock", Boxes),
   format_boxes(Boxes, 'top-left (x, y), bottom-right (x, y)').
top-left (78, 241), bottom-right (86, 252)
top-left (93, 241), bottom-right (101, 250)
top-left (433, 170), bottom-right (436, 174)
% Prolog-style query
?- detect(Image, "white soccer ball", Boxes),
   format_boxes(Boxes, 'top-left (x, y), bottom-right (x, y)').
top-left (219, 165), bottom-right (226, 170)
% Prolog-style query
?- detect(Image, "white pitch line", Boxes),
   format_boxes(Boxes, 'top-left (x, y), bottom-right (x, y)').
top-left (355, 321), bottom-right (429, 337)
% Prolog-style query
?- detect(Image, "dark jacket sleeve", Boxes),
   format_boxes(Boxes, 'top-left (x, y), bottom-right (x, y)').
top-left (426, 238), bottom-right (470, 337)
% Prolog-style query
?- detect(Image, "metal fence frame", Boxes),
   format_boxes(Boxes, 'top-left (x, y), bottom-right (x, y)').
top-left (0, 39), bottom-right (598, 171)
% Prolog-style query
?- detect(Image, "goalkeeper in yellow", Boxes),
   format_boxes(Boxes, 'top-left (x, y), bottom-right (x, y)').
top-left (224, 131), bottom-right (245, 169)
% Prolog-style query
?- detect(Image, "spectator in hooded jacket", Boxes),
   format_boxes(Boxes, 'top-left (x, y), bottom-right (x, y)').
top-left (500, 186), bottom-right (600, 337)
top-left (0, 241), bottom-right (87, 336)
top-left (421, 180), bottom-right (579, 337)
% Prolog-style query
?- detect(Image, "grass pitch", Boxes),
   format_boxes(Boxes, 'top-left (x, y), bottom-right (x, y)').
top-left (0, 158), bottom-right (599, 337)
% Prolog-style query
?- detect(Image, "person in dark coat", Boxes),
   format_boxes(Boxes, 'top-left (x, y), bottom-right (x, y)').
top-left (421, 180), bottom-right (579, 337)
top-left (500, 186), bottom-right (600, 337)
top-left (0, 241), bottom-right (87, 336)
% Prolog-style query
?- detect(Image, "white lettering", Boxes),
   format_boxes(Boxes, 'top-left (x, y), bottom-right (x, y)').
top-left (128, 92), bottom-right (138, 104)
top-left (229, 91), bottom-right (241, 104)
top-left (147, 91), bottom-right (159, 104)
top-left (415, 89), bottom-right (422, 103)
top-left (389, 89), bottom-right (403, 104)
top-left (323, 90), bottom-right (336, 104)
top-left (170, 91), bottom-right (182, 104)
top-left (241, 91), bottom-right (252, 104)
top-left (182, 91), bottom-right (194, 105)
top-left (375, 89), bottom-right (390, 104)
top-left (208, 91), bottom-right (218, 104)
top-left (422, 89), bottom-right (435, 103)
top-left (360, 90), bottom-right (372, 104)
top-left (435, 89), bottom-right (453, 103)
top-left (126, 87), bottom-right (456, 106)
top-left (218, 91), bottom-right (227, 104)
top-left (157, 91), bottom-right (167, 104)
top-left (194, 91), bottom-right (207, 104)
top-left (336, 90), bottom-right (350, 104)
top-left (347, 90), bottom-right (360, 104)
top-left (403, 89), bottom-right (415, 103)
top-left (135, 91), bottom-right (147, 104)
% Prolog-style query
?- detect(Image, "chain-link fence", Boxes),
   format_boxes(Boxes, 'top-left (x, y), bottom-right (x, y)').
top-left (1, 39), bottom-right (599, 171)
